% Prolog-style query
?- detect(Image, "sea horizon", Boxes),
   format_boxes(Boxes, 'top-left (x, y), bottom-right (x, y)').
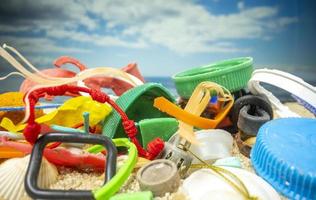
top-left (0, 73), bottom-right (315, 103)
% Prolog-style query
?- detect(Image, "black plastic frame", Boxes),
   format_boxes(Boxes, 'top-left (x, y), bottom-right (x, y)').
top-left (25, 132), bottom-right (117, 200)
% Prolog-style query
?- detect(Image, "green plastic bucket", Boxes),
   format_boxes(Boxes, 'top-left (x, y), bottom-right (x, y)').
top-left (102, 83), bottom-right (175, 147)
top-left (172, 57), bottom-right (253, 98)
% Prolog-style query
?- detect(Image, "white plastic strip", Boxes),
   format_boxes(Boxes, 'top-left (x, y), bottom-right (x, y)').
top-left (0, 131), bottom-right (24, 140)
top-left (0, 44), bottom-right (142, 122)
top-left (0, 72), bottom-right (25, 80)
top-left (248, 69), bottom-right (316, 118)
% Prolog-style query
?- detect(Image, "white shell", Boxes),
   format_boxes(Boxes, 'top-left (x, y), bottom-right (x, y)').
top-left (0, 155), bottom-right (58, 200)
top-left (182, 167), bottom-right (280, 200)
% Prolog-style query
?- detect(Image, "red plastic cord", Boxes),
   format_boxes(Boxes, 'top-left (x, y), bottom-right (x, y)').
top-left (24, 84), bottom-right (164, 159)
top-left (0, 137), bottom-right (106, 171)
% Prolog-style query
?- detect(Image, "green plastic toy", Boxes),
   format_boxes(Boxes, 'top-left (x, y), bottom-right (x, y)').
top-left (89, 138), bottom-right (137, 199)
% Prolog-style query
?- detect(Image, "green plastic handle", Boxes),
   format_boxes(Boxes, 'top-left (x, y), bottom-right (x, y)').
top-left (109, 191), bottom-right (153, 200)
top-left (89, 138), bottom-right (137, 200)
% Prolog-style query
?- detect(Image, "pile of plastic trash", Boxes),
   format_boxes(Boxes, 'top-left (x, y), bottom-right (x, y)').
top-left (0, 44), bottom-right (315, 200)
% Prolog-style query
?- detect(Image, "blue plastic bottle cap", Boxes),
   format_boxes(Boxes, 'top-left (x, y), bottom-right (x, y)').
top-left (251, 118), bottom-right (316, 200)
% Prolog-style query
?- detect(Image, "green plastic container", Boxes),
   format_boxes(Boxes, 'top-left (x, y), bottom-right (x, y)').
top-left (102, 83), bottom-right (175, 147)
top-left (172, 57), bottom-right (253, 98)
top-left (139, 118), bottom-right (179, 148)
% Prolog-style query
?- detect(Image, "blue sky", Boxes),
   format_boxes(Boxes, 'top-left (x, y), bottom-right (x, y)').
top-left (0, 0), bottom-right (315, 78)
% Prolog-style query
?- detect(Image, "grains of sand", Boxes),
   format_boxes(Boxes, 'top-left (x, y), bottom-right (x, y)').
top-left (50, 103), bottom-right (312, 199)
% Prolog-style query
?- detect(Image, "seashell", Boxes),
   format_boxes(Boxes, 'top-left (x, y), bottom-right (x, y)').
top-left (183, 167), bottom-right (280, 200)
top-left (0, 155), bottom-right (58, 200)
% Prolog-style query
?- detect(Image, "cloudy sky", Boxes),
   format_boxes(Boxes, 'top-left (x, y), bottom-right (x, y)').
top-left (0, 0), bottom-right (315, 78)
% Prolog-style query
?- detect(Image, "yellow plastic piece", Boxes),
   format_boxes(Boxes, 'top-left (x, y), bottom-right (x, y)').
top-left (0, 118), bottom-right (25, 133)
top-left (154, 82), bottom-right (234, 143)
top-left (0, 96), bottom-right (112, 132)
top-left (0, 92), bottom-right (44, 130)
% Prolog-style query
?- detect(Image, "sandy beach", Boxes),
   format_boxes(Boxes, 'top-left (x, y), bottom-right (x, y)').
top-left (46, 102), bottom-right (314, 200)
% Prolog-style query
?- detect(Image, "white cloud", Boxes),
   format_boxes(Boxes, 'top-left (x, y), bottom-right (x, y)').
top-left (0, 0), bottom-right (298, 54)
top-left (26, 55), bottom-right (55, 66)
top-left (46, 29), bottom-right (147, 49)
top-left (0, 36), bottom-right (90, 53)
top-left (0, 25), bottom-right (33, 33)
top-left (83, 0), bottom-right (298, 53)
top-left (277, 17), bottom-right (299, 27)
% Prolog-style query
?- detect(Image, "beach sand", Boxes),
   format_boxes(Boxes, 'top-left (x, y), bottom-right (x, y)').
top-left (48, 102), bottom-right (314, 199)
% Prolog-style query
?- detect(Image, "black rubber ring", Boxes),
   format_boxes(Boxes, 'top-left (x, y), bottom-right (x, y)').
top-left (231, 95), bottom-right (273, 129)
top-left (25, 132), bottom-right (117, 200)
top-left (237, 105), bottom-right (271, 136)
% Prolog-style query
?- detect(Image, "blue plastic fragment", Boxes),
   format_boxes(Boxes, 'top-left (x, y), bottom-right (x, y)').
top-left (51, 125), bottom-right (85, 134)
top-left (0, 104), bottom-right (61, 111)
top-left (251, 118), bottom-right (316, 200)
top-left (83, 112), bottom-right (90, 134)
top-left (292, 94), bottom-right (316, 115)
top-left (210, 95), bottom-right (218, 104)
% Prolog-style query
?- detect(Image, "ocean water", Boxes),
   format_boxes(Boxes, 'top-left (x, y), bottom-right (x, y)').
top-left (1, 74), bottom-right (315, 102)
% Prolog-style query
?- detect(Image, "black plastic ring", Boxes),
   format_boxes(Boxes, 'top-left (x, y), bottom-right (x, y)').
top-left (237, 105), bottom-right (271, 136)
top-left (231, 95), bottom-right (273, 129)
top-left (25, 132), bottom-right (117, 200)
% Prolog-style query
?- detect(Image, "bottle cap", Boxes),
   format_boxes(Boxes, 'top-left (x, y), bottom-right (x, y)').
top-left (172, 57), bottom-right (253, 98)
top-left (251, 118), bottom-right (316, 200)
top-left (137, 159), bottom-right (180, 197)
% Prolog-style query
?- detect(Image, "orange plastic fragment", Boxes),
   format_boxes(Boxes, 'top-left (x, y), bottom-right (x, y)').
top-left (154, 96), bottom-right (233, 129)
top-left (154, 82), bottom-right (234, 144)
top-left (0, 146), bottom-right (25, 158)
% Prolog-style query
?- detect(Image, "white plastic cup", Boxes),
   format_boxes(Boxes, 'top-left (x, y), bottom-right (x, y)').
top-left (190, 129), bottom-right (233, 164)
